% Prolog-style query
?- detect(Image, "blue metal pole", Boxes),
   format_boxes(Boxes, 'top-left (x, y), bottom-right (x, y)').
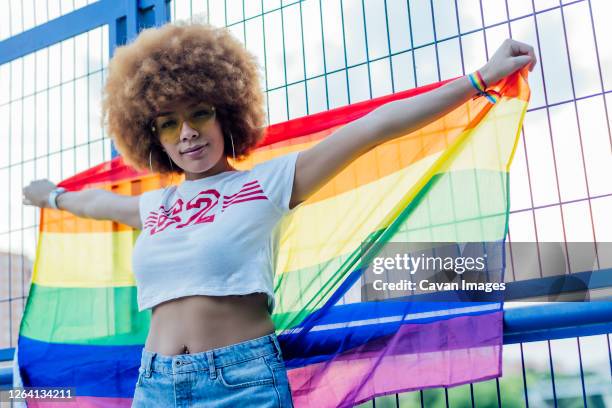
top-left (503, 301), bottom-right (612, 344)
top-left (0, 0), bottom-right (125, 66)
top-left (110, 0), bottom-right (171, 159)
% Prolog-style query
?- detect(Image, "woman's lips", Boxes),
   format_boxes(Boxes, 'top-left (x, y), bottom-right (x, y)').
top-left (182, 145), bottom-right (206, 157)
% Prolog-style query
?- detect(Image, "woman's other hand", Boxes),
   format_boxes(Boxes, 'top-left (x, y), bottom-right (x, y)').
top-left (479, 38), bottom-right (537, 86)
top-left (23, 179), bottom-right (57, 208)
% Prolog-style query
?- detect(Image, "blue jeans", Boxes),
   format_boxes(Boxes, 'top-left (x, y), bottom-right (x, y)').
top-left (132, 333), bottom-right (294, 407)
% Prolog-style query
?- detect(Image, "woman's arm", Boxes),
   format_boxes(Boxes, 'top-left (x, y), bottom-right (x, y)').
top-left (23, 179), bottom-right (142, 229)
top-left (289, 38), bottom-right (537, 209)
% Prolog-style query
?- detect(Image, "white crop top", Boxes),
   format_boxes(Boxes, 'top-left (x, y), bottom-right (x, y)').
top-left (132, 151), bottom-right (300, 313)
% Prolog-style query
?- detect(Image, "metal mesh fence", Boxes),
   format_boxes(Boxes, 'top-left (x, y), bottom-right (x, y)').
top-left (0, 24), bottom-right (111, 348)
top-left (0, 0), bottom-right (610, 406)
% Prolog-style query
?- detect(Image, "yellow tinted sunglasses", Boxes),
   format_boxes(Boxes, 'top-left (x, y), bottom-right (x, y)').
top-left (151, 104), bottom-right (216, 144)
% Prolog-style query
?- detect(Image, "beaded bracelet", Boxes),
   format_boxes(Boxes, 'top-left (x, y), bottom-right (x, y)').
top-left (468, 70), bottom-right (498, 104)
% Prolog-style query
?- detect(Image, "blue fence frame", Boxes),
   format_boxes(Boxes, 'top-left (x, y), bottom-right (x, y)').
top-left (1, 0), bottom-right (611, 406)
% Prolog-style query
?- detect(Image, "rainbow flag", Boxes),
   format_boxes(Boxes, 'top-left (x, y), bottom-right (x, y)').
top-left (14, 67), bottom-right (530, 407)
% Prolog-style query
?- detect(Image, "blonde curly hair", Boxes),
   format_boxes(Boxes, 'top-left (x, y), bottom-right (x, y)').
top-left (101, 21), bottom-right (266, 174)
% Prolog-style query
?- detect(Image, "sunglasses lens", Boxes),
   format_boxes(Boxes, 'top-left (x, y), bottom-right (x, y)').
top-left (154, 118), bottom-right (180, 144)
top-left (188, 105), bottom-right (215, 128)
top-left (152, 104), bottom-right (215, 144)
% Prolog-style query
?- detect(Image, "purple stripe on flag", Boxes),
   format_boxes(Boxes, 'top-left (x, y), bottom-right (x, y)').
top-left (287, 311), bottom-right (503, 408)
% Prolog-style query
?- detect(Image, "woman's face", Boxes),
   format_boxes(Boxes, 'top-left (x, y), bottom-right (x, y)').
top-left (153, 99), bottom-right (232, 180)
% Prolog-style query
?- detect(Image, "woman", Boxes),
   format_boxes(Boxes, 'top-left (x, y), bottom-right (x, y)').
top-left (22, 21), bottom-right (536, 407)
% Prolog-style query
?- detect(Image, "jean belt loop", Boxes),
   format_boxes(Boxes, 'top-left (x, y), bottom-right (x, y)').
top-left (144, 352), bottom-right (154, 378)
top-left (206, 350), bottom-right (216, 380)
top-left (270, 334), bottom-right (283, 359)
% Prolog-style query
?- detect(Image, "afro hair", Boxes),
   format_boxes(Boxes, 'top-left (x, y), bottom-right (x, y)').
top-left (101, 20), bottom-right (267, 174)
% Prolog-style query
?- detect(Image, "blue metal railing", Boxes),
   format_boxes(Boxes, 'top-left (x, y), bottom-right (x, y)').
top-left (503, 301), bottom-right (612, 344)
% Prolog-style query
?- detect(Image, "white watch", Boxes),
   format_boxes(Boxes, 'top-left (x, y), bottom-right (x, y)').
top-left (48, 187), bottom-right (67, 209)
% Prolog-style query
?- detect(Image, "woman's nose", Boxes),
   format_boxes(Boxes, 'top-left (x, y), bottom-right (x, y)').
top-left (180, 121), bottom-right (199, 141)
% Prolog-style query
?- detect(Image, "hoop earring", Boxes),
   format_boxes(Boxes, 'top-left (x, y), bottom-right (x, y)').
top-left (166, 153), bottom-right (175, 186)
top-left (149, 149), bottom-right (154, 173)
top-left (229, 131), bottom-right (236, 162)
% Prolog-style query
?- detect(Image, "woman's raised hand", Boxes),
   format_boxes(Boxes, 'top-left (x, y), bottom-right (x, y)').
top-left (479, 38), bottom-right (537, 86)
top-left (23, 179), bottom-right (57, 208)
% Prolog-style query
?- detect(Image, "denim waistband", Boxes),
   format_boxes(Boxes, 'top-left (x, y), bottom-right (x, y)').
top-left (139, 333), bottom-right (283, 377)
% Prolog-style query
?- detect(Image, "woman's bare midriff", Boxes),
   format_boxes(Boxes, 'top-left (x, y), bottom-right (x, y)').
top-left (144, 293), bottom-right (275, 356)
